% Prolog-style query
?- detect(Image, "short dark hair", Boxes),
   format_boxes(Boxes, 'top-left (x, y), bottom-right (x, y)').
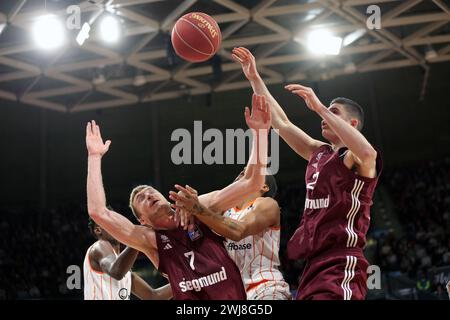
top-left (331, 97), bottom-right (364, 131)
top-left (263, 174), bottom-right (278, 198)
top-left (88, 217), bottom-right (98, 238)
top-left (88, 205), bottom-right (113, 238)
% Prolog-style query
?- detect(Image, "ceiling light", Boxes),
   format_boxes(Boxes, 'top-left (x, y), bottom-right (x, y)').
top-left (425, 46), bottom-right (438, 61)
top-left (307, 29), bottom-right (343, 56)
top-left (93, 73), bottom-right (106, 85)
top-left (32, 15), bottom-right (66, 50)
top-left (99, 15), bottom-right (121, 43)
top-left (133, 75), bottom-right (147, 87)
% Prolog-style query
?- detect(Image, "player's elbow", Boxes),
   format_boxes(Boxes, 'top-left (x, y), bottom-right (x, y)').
top-left (272, 117), bottom-right (291, 131)
top-left (109, 271), bottom-right (126, 281)
top-left (244, 173), bottom-right (265, 193)
top-left (360, 148), bottom-right (377, 165)
top-left (229, 225), bottom-right (248, 242)
top-left (88, 206), bottom-right (108, 221)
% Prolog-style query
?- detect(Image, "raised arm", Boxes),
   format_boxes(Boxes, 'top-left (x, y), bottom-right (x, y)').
top-left (90, 242), bottom-right (139, 280)
top-left (285, 84), bottom-right (377, 175)
top-left (197, 94), bottom-right (270, 214)
top-left (232, 47), bottom-right (325, 161)
top-left (86, 121), bottom-right (156, 255)
top-left (170, 185), bottom-right (279, 242)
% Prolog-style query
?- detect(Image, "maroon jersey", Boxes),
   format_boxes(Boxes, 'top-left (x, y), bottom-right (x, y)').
top-left (287, 144), bottom-right (382, 260)
top-left (155, 221), bottom-right (246, 300)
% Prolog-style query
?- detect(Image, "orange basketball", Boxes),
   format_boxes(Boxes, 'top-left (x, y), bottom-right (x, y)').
top-left (171, 12), bottom-right (222, 63)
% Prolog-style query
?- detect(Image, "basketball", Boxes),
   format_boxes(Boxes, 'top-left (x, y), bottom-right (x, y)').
top-left (171, 12), bottom-right (222, 63)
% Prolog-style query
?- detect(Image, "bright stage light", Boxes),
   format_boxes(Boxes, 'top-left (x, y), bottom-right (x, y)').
top-left (99, 15), bottom-right (121, 43)
top-left (307, 29), bottom-right (343, 56)
top-left (32, 15), bottom-right (65, 50)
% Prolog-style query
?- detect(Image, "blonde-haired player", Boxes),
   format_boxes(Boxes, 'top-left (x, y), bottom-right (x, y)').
top-left (170, 171), bottom-right (291, 300)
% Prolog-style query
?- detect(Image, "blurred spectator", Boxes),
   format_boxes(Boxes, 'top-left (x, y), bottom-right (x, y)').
top-left (416, 270), bottom-right (431, 294)
top-left (373, 156), bottom-right (450, 298)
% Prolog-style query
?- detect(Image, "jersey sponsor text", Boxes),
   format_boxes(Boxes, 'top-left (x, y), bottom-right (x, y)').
top-left (179, 267), bottom-right (228, 292)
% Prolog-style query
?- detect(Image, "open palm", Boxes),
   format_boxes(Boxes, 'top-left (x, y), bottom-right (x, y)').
top-left (86, 120), bottom-right (111, 157)
top-left (245, 94), bottom-right (271, 131)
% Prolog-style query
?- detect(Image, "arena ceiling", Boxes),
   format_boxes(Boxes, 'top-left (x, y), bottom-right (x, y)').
top-left (0, 0), bottom-right (449, 112)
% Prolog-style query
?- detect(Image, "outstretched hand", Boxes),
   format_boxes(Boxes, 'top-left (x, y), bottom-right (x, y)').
top-left (169, 185), bottom-right (200, 230)
top-left (86, 120), bottom-right (111, 157)
top-left (285, 84), bottom-right (327, 114)
top-left (245, 93), bottom-right (271, 131)
top-left (231, 47), bottom-right (259, 81)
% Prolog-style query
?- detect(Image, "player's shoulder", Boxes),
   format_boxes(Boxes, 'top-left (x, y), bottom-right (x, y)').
top-left (90, 240), bottom-right (113, 257)
top-left (88, 241), bottom-right (105, 267)
top-left (308, 143), bottom-right (332, 162)
top-left (138, 225), bottom-right (157, 249)
top-left (254, 197), bottom-right (280, 211)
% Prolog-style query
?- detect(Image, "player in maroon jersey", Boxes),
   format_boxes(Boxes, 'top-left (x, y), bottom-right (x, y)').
top-left (85, 94), bottom-right (270, 300)
top-left (232, 47), bottom-right (382, 300)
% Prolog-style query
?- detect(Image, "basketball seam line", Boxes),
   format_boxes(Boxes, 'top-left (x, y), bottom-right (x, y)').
top-left (181, 17), bottom-right (216, 53)
top-left (178, 18), bottom-right (215, 55)
top-left (174, 24), bottom-right (211, 57)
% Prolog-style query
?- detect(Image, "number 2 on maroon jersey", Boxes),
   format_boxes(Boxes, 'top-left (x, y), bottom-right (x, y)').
top-left (306, 172), bottom-right (320, 191)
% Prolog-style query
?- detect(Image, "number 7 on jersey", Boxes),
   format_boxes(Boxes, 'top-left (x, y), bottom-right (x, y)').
top-left (184, 251), bottom-right (195, 270)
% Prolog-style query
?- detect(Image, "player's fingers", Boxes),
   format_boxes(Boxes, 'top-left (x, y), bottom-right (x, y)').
top-left (231, 53), bottom-right (243, 64)
top-left (169, 191), bottom-right (184, 202)
top-left (97, 125), bottom-right (104, 140)
top-left (94, 124), bottom-right (100, 137)
top-left (252, 93), bottom-right (257, 110)
top-left (240, 47), bottom-right (252, 56)
top-left (236, 47), bottom-right (250, 60)
top-left (237, 47), bottom-right (250, 57)
top-left (292, 89), bottom-right (306, 97)
top-left (284, 84), bottom-right (301, 91)
top-left (86, 122), bottom-right (92, 136)
top-left (257, 95), bottom-right (263, 113)
top-left (293, 90), bottom-right (310, 102)
top-left (251, 95), bottom-right (257, 119)
top-left (235, 47), bottom-right (249, 61)
top-left (91, 120), bottom-right (98, 135)
top-left (232, 48), bottom-right (246, 60)
top-left (266, 101), bottom-right (272, 123)
top-left (104, 140), bottom-right (112, 150)
top-left (260, 95), bottom-right (266, 112)
top-left (185, 185), bottom-right (198, 195)
top-left (174, 184), bottom-right (190, 196)
top-left (234, 47), bottom-right (246, 56)
top-left (244, 106), bottom-right (251, 123)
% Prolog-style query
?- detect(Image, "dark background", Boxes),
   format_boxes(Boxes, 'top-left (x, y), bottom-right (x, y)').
top-left (2, 65), bottom-right (449, 207)
top-left (1, 62), bottom-right (450, 300)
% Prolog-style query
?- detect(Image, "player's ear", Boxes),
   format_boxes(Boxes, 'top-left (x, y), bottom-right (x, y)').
top-left (261, 184), bottom-right (269, 194)
top-left (138, 214), bottom-right (148, 226)
top-left (94, 226), bottom-right (102, 237)
top-left (350, 118), bottom-right (359, 130)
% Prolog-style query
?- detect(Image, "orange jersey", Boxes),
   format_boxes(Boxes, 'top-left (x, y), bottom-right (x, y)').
top-left (224, 201), bottom-right (290, 299)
